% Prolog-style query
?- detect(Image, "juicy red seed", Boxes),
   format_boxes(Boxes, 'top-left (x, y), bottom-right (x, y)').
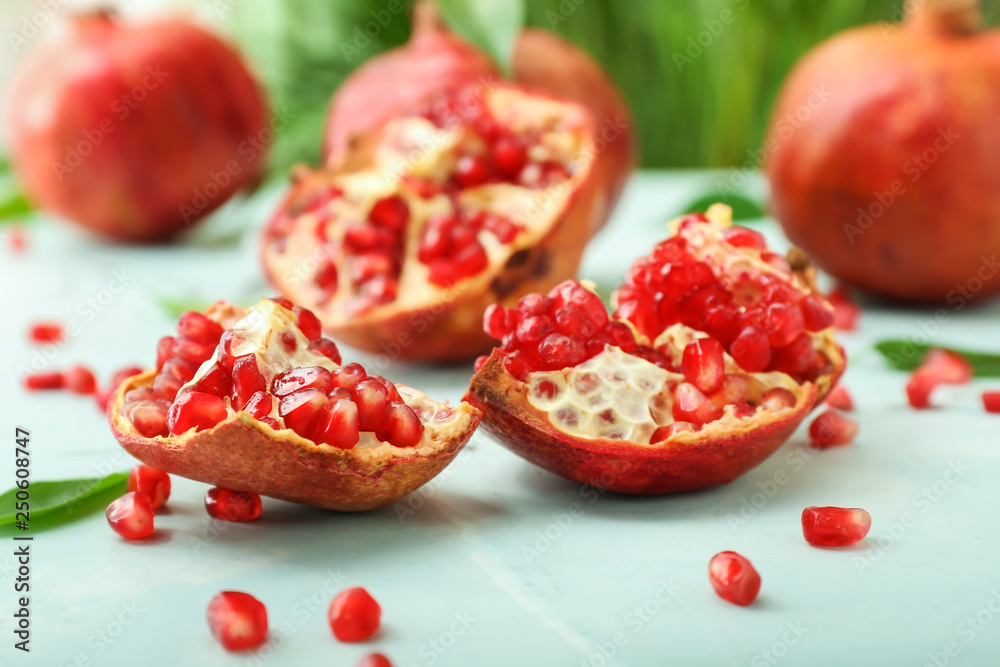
top-left (555, 307), bottom-right (601, 338)
top-left (709, 374), bottom-right (750, 408)
top-left (832, 300), bottom-right (860, 331)
top-left (176, 311), bottom-right (223, 343)
top-left (681, 338), bottom-right (726, 394)
top-left (369, 375), bottom-right (403, 403)
top-left (429, 242), bottom-right (488, 286)
top-left (722, 225), bottom-right (767, 250)
top-left (330, 363), bottom-right (367, 390)
top-left (357, 653), bottom-right (394, 667)
top-left (650, 422), bottom-right (695, 443)
top-left (24, 371), bottom-right (65, 390)
top-left (151, 373), bottom-right (183, 401)
top-left (455, 155), bottom-right (491, 188)
top-left (352, 378), bottom-right (390, 432)
top-left (294, 307), bottom-right (323, 341)
top-left (314, 259), bottom-right (339, 292)
top-left (729, 326), bottom-right (770, 372)
top-left (99, 365), bottom-right (144, 411)
top-left (279, 388), bottom-right (330, 439)
top-left (661, 261), bottom-right (717, 298)
top-left (801, 506), bottom-right (872, 547)
top-left (218, 330), bottom-right (237, 372)
top-left (368, 195), bottom-right (410, 231)
top-left (516, 316), bottom-right (555, 344)
top-left (328, 588), bottom-right (381, 642)
top-left (126, 465), bottom-right (171, 511)
top-left (161, 356), bottom-right (200, 382)
top-left (983, 391), bottom-right (1000, 413)
top-left (350, 252), bottom-right (396, 284)
top-left (314, 399), bottom-right (361, 449)
top-left (708, 551), bottom-right (761, 607)
top-left (343, 224), bottom-right (382, 252)
top-left (418, 224), bottom-right (452, 263)
top-left (906, 370), bottom-right (937, 409)
top-left (503, 349), bottom-right (537, 381)
top-left (539, 333), bottom-right (586, 369)
top-left (518, 293), bottom-right (554, 316)
top-left (492, 135), bottom-right (527, 176)
top-left (309, 338), bottom-right (342, 365)
top-left (61, 365), bottom-right (96, 394)
top-left (358, 275), bottom-right (398, 304)
top-left (808, 410), bottom-right (859, 448)
top-left (375, 401), bottom-right (424, 447)
top-left (920, 349), bottom-right (973, 385)
top-left (167, 391), bottom-right (228, 435)
top-left (673, 382), bottom-right (723, 425)
top-left (761, 387), bottom-right (796, 410)
top-left (174, 337), bottom-right (216, 364)
top-left (205, 487), bottom-right (262, 522)
top-left (484, 304), bottom-right (513, 339)
top-left (28, 322), bottom-right (64, 343)
top-left (825, 385), bottom-right (854, 411)
top-left (272, 366), bottom-right (332, 397)
top-left (207, 591), bottom-right (268, 652)
top-left (761, 251), bottom-right (791, 274)
top-left (232, 355), bottom-right (266, 411)
top-left (800, 294), bottom-right (835, 331)
top-left (127, 400), bottom-right (170, 437)
top-left (242, 391), bottom-right (274, 420)
top-left (189, 362), bottom-right (231, 398)
top-left (106, 492), bottom-right (154, 540)
top-left (156, 336), bottom-right (176, 371)
top-left (769, 333), bottom-right (815, 375)
top-left (605, 321), bottom-right (637, 352)
top-left (764, 302), bottom-right (805, 348)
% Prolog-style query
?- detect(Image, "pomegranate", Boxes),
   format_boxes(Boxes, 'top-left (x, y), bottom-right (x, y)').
top-left (323, 2), bottom-right (633, 234)
top-left (205, 488), bottom-right (262, 522)
top-left (765, 0), bottom-right (1000, 303)
top-left (465, 205), bottom-right (846, 494)
top-left (328, 587), bottom-right (381, 642)
top-left (265, 82), bottom-right (601, 361)
top-left (108, 298), bottom-right (481, 511)
top-left (708, 551), bottom-right (761, 607)
top-left (126, 465), bottom-right (171, 511)
top-left (207, 591), bottom-right (268, 651)
top-left (106, 492), bottom-right (154, 540)
top-left (808, 410), bottom-right (858, 449)
top-left (4, 11), bottom-right (269, 243)
top-left (801, 506), bottom-right (871, 547)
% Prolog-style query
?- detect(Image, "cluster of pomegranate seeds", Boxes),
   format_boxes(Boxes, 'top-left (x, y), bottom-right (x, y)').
top-left (808, 409), bottom-right (859, 448)
top-left (337, 195), bottom-right (408, 314)
top-left (708, 551), bottom-right (761, 607)
top-left (207, 591), bottom-right (269, 652)
top-left (825, 384), bottom-right (854, 411)
top-left (983, 391), bottom-right (1000, 413)
top-left (126, 465), bottom-right (171, 511)
top-left (906, 348), bottom-right (973, 409)
top-left (828, 286), bottom-right (860, 331)
top-left (106, 492), bottom-right (155, 540)
top-left (205, 487), bottom-right (262, 522)
top-left (418, 209), bottom-right (519, 287)
top-left (328, 587), bottom-right (382, 642)
top-left (28, 321), bottom-right (64, 343)
top-left (23, 365), bottom-right (97, 395)
top-left (801, 506), bottom-right (871, 547)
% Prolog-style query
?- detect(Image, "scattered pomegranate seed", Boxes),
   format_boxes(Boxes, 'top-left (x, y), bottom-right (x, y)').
top-left (920, 349), bottom-right (973, 385)
top-left (801, 506), bottom-right (872, 547)
top-left (906, 370), bottom-right (937, 409)
top-left (24, 371), bottom-right (65, 390)
top-left (708, 551), bottom-right (760, 607)
top-left (28, 321), bottom-right (64, 343)
top-left (205, 487), bottom-right (262, 522)
top-left (328, 587), bottom-right (381, 642)
top-left (983, 391), bottom-right (1000, 413)
top-left (106, 492), bottom-right (155, 540)
top-left (127, 465), bottom-right (171, 511)
top-left (828, 287), bottom-right (860, 331)
top-left (64, 365), bottom-right (97, 394)
top-left (825, 385), bottom-right (854, 411)
top-left (357, 653), bottom-right (393, 667)
top-left (808, 410), bottom-right (858, 448)
top-left (207, 591), bottom-right (268, 652)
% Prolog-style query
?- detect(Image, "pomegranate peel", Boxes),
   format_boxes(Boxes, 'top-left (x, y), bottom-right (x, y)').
top-left (109, 299), bottom-right (480, 511)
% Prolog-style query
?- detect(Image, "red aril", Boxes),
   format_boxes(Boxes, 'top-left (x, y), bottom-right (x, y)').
top-left (168, 391), bottom-right (228, 435)
top-left (681, 338), bottom-right (725, 393)
top-left (205, 487), bottom-right (262, 522)
top-left (64, 365), bottom-right (97, 395)
top-left (920, 349), bottom-right (973, 385)
top-left (328, 588), bottom-right (381, 642)
top-left (97, 366), bottom-right (144, 412)
top-left (207, 591), bottom-right (268, 651)
top-left (708, 551), bottom-right (761, 607)
top-left (825, 385), bottom-right (853, 411)
top-left (106, 492), bottom-right (154, 540)
top-left (24, 371), bottom-right (65, 391)
top-left (983, 391), bottom-right (1000, 413)
top-left (126, 465), bottom-right (171, 511)
top-left (808, 410), bottom-right (858, 448)
top-left (28, 322), bottom-right (63, 343)
top-left (801, 506), bottom-right (871, 547)
top-left (357, 653), bottom-right (393, 667)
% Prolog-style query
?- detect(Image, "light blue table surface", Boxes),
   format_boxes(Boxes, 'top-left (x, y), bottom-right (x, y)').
top-left (2, 171), bottom-right (999, 667)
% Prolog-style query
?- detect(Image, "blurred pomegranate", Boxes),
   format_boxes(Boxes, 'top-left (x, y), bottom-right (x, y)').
top-left (4, 11), bottom-right (269, 243)
top-left (322, 1), bottom-right (634, 234)
top-left (766, 0), bottom-right (1000, 304)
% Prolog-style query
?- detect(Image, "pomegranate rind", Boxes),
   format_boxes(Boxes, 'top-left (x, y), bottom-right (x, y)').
top-left (109, 373), bottom-right (481, 512)
top-left (465, 350), bottom-right (818, 495)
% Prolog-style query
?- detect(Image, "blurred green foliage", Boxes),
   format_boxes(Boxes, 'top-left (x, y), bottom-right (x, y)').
top-left (222, 0), bottom-right (1000, 174)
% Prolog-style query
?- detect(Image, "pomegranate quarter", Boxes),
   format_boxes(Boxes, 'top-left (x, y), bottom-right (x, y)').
top-left (108, 298), bottom-right (481, 511)
top-left (466, 205), bottom-right (846, 494)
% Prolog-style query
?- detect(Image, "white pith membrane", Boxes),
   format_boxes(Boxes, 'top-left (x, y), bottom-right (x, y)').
top-left (263, 86), bottom-right (594, 322)
top-left (122, 299), bottom-right (465, 455)
top-left (522, 205), bottom-right (842, 444)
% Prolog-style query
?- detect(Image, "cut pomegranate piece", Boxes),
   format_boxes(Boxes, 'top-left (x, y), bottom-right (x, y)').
top-left (207, 591), bottom-right (268, 651)
top-left (109, 298), bottom-right (482, 511)
top-left (708, 551), bottom-right (761, 607)
top-left (106, 492), bottom-right (154, 540)
top-left (205, 487), bottom-right (262, 522)
top-left (28, 321), bottom-right (64, 343)
top-left (808, 410), bottom-right (858, 448)
top-left (466, 204), bottom-right (845, 495)
top-left (126, 465), bottom-right (171, 511)
top-left (983, 391), bottom-right (1000, 413)
top-left (801, 506), bottom-right (871, 547)
top-left (825, 384), bottom-right (853, 411)
top-left (328, 587), bottom-right (381, 642)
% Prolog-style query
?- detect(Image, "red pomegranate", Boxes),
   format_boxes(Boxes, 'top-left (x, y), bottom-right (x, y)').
top-left (4, 11), bottom-right (269, 243)
top-left (766, 0), bottom-right (1000, 304)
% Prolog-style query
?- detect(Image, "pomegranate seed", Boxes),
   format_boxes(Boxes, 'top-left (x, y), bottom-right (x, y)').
top-left (350, 252), bottom-right (396, 284)
top-left (167, 391), bottom-right (228, 435)
top-left (152, 372), bottom-right (184, 400)
top-left (709, 375), bottom-right (750, 409)
top-left (761, 387), bottom-right (796, 411)
top-left (328, 587), bottom-right (381, 642)
top-left (24, 371), bottom-right (64, 390)
top-left (729, 326), bottom-right (770, 372)
top-left (516, 316), bottom-right (555, 344)
top-left (176, 311), bottom-right (223, 343)
top-left (352, 378), bottom-right (390, 432)
top-left (368, 195), bottom-right (410, 231)
top-left (309, 338), bottom-right (342, 364)
top-left (983, 391), bottom-right (1000, 413)
top-left (205, 488), bottom-right (262, 522)
top-left (708, 551), bottom-right (761, 606)
top-left (232, 355), bottom-right (266, 411)
top-left (65, 365), bottom-right (97, 394)
top-left (518, 293), bottom-right (554, 316)
top-left (906, 370), bottom-right (938, 409)
top-left (681, 338), bottom-right (726, 393)
top-left (272, 366), bottom-right (332, 397)
top-left (764, 302), bottom-right (805, 348)
top-left (279, 388), bottom-right (330, 438)
top-left (672, 382), bottom-right (723, 425)
top-left (722, 225), bottom-right (766, 250)
top-left (315, 260), bottom-right (339, 291)
top-left (314, 399), bottom-right (361, 449)
top-left (106, 492), bottom-right (154, 540)
top-left (369, 375), bottom-right (403, 403)
top-left (376, 401), bottom-right (424, 447)
top-left (455, 154), bottom-right (491, 187)
top-left (920, 349), bottom-right (973, 385)
top-left (330, 362), bottom-right (367, 390)
top-left (189, 362), bottom-right (231, 398)
top-left (126, 465), bottom-right (171, 511)
top-left (761, 252), bottom-right (791, 274)
top-left (127, 400), bottom-right (170, 437)
top-left (825, 385), bottom-right (854, 411)
top-left (769, 333), bottom-right (816, 375)
top-left (801, 506), bottom-right (872, 547)
top-left (98, 365), bottom-right (145, 411)
top-left (650, 422), bottom-right (695, 443)
top-left (241, 391), bottom-right (274, 420)
top-left (174, 337), bottom-right (216, 364)
top-left (539, 333), bottom-right (586, 369)
top-left (207, 591), bottom-right (268, 651)
top-left (357, 653), bottom-right (393, 667)
top-left (492, 135), bottom-right (527, 176)
top-left (808, 410), bottom-right (858, 448)
top-left (800, 294), bottom-right (835, 331)
top-left (28, 321), bottom-right (64, 343)
top-left (292, 306), bottom-right (323, 341)
top-left (484, 304), bottom-right (512, 339)
top-left (161, 356), bottom-right (200, 382)
top-left (156, 336), bottom-right (176, 371)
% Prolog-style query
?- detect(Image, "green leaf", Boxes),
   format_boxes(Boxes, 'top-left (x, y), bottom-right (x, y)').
top-left (0, 155), bottom-right (11, 173)
top-left (874, 340), bottom-right (1000, 377)
top-left (675, 191), bottom-right (765, 222)
top-left (0, 472), bottom-right (128, 530)
top-left (436, 0), bottom-right (524, 74)
top-left (0, 188), bottom-right (32, 222)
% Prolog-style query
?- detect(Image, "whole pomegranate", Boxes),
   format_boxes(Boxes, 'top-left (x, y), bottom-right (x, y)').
top-left (4, 11), bottom-right (269, 243)
top-left (766, 0), bottom-right (1000, 304)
